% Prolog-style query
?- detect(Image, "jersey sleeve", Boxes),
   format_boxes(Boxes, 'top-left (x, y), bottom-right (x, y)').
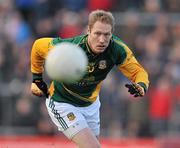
top-left (117, 43), bottom-right (149, 89)
top-left (31, 38), bottom-right (54, 74)
top-left (31, 35), bottom-right (85, 74)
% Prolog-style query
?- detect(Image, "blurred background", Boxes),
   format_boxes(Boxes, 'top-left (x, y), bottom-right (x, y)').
top-left (0, 0), bottom-right (180, 147)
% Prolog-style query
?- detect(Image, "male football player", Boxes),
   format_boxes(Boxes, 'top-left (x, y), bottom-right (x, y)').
top-left (31, 10), bottom-right (149, 148)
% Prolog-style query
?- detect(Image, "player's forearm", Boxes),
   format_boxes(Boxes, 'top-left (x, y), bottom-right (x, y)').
top-left (119, 63), bottom-right (149, 93)
top-left (31, 57), bottom-right (45, 74)
top-left (134, 70), bottom-right (149, 90)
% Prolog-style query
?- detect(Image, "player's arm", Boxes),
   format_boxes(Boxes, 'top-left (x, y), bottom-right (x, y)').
top-left (118, 44), bottom-right (149, 97)
top-left (31, 38), bottom-right (53, 98)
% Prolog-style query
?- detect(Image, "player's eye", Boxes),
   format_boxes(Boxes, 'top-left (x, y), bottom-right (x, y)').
top-left (94, 32), bottom-right (101, 36)
top-left (104, 33), bottom-right (111, 37)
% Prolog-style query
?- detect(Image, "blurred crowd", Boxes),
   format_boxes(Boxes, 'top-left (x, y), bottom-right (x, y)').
top-left (0, 0), bottom-right (180, 138)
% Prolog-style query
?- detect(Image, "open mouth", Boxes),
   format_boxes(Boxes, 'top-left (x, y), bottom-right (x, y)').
top-left (97, 45), bottom-right (105, 48)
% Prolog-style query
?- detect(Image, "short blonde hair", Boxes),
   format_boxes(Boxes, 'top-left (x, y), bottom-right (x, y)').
top-left (88, 10), bottom-right (115, 32)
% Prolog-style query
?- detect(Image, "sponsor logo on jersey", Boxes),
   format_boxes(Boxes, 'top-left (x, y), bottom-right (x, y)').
top-left (98, 60), bottom-right (107, 69)
top-left (67, 112), bottom-right (76, 121)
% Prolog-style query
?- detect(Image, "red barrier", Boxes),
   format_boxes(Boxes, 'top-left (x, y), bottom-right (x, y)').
top-left (0, 136), bottom-right (179, 148)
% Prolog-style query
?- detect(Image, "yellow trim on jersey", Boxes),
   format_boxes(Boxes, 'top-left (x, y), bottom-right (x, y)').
top-left (62, 83), bottom-right (102, 103)
top-left (89, 82), bottom-right (102, 100)
top-left (49, 81), bottom-right (55, 97)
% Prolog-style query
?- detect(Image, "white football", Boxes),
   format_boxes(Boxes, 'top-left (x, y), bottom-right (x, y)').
top-left (45, 42), bottom-right (88, 83)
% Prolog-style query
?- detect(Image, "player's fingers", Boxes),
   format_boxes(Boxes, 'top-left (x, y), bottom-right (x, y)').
top-left (139, 89), bottom-right (145, 96)
top-left (125, 83), bottom-right (137, 94)
top-left (125, 84), bottom-right (132, 88)
top-left (132, 83), bottom-right (142, 91)
top-left (31, 89), bottom-right (44, 96)
top-left (32, 92), bottom-right (43, 97)
top-left (132, 83), bottom-right (140, 90)
top-left (31, 83), bottom-right (44, 97)
top-left (132, 83), bottom-right (145, 97)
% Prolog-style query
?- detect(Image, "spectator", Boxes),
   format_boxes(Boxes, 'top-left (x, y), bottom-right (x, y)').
top-left (148, 76), bottom-right (173, 136)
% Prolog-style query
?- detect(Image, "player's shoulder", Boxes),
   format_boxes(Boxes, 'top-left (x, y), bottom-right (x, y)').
top-left (52, 35), bottom-right (87, 46)
top-left (32, 37), bottom-right (54, 50)
top-left (109, 35), bottom-right (132, 65)
top-left (111, 35), bottom-right (127, 48)
top-left (110, 35), bottom-right (126, 53)
top-left (111, 35), bottom-right (133, 53)
top-left (34, 37), bottom-right (54, 44)
top-left (68, 34), bottom-right (87, 45)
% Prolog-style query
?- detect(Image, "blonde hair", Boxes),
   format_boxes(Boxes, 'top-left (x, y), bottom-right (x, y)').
top-left (88, 10), bottom-right (115, 32)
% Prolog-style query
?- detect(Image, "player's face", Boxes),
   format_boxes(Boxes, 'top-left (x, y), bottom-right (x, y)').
top-left (88, 21), bottom-right (112, 54)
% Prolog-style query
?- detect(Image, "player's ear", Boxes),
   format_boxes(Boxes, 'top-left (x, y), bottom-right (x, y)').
top-left (87, 26), bottom-right (90, 34)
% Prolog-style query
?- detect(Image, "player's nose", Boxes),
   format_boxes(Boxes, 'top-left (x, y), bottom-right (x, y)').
top-left (99, 35), bottom-right (106, 43)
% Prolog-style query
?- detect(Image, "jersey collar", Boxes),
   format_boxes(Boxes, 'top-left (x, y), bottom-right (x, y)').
top-left (84, 35), bottom-right (98, 56)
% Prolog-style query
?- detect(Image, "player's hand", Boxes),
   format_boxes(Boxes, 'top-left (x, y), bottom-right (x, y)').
top-left (125, 82), bottom-right (145, 97)
top-left (31, 79), bottom-right (49, 98)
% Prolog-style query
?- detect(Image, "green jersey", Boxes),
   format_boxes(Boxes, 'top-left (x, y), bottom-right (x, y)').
top-left (31, 35), bottom-right (149, 107)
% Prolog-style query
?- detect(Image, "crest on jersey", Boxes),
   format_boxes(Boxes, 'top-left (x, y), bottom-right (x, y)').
top-left (87, 63), bottom-right (95, 73)
top-left (98, 60), bottom-right (107, 69)
top-left (67, 112), bottom-right (76, 121)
